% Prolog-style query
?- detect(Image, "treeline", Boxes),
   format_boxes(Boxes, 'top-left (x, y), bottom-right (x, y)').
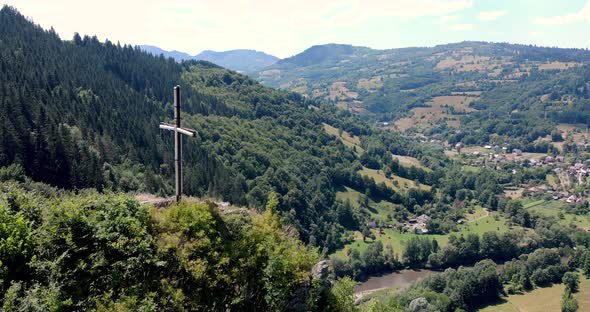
top-left (330, 194), bottom-right (590, 283)
top-left (410, 219), bottom-right (573, 270)
top-left (449, 65), bottom-right (590, 147)
top-left (365, 244), bottom-right (590, 312)
top-left (335, 244), bottom-right (590, 312)
top-left (331, 241), bottom-right (403, 280)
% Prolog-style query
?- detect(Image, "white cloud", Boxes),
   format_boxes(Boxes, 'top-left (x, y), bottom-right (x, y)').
top-left (353, 0), bottom-right (473, 19)
top-left (311, 0), bottom-right (473, 27)
top-left (479, 10), bottom-right (507, 21)
top-left (533, 0), bottom-right (590, 25)
top-left (435, 14), bottom-right (461, 24)
top-left (0, 0), bottom-right (473, 57)
top-left (450, 23), bottom-right (473, 31)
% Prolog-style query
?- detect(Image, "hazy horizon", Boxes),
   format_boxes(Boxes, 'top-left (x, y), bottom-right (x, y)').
top-left (3, 0), bottom-right (590, 58)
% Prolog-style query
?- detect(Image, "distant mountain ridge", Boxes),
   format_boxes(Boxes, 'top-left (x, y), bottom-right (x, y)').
top-left (140, 45), bottom-right (194, 61)
top-left (255, 41), bottom-right (590, 147)
top-left (140, 45), bottom-right (279, 72)
top-left (277, 43), bottom-right (371, 67)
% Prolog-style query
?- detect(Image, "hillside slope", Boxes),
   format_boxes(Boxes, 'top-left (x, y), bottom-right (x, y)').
top-left (0, 6), bottom-right (442, 251)
top-left (256, 42), bottom-right (590, 148)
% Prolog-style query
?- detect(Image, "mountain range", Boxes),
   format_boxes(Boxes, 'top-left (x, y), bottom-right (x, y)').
top-left (140, 45), bottom-right (279, 72)
top-left (3, 5), bottom-right (590, 311)
top-left (255, 42), bottom-right (590, 149)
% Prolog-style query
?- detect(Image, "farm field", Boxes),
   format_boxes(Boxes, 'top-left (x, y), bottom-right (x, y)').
top-left (523, 199), bottom-right (590, 230)
top-left (336, 186), bottom-right (398, 222)
top-left (394, 95), bottom-right (480, 131)
top-left (332, 206), bottom-right (513, 260)
top-left (410, 95), bottom-right (478, 129)
top-left (479, 274), bottom-right (590, 312)
top-left (358, 167), bottom-right (431, 192)
top-left (323, 123), bottom-right (365, 154)
top-left (357, 75), bottom-right (383, 91)
top-left (538, 61), bottom-right (581, 70)
top-left (556, 123), bottom-right (590, 147)
top-left (394, 117), bottom-right (414, 132)
top-left (504, 188), bottom-right (524, 200)
top-left (391, 154), bottom-right (425, 169)
top-left (546, 174), bottom-right (559, 188)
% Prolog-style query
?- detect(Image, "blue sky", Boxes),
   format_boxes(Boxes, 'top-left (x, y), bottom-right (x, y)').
top-left (3, 0), bottom-right (590, 58)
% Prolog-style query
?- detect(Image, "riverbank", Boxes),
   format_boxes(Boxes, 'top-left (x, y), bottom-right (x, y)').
top-left (354, 269), bottom-right (437, 303)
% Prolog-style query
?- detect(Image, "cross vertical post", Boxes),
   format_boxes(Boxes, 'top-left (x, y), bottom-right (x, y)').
top-left (174, 86), bottom-right (182, 202)
top-left (159, 85), bottom-right (197, 202)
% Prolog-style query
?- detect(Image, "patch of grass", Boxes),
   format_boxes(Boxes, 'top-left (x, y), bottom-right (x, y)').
top-left (332, 210), bottom-right (512, 260)
top-left (391, 154), bottom-right (428, 170)
top-left (336, 186), bottom-right (398, 222)
top-left (538, 61), bottom-right (581, 70)
top-left (546, 174), bottom-right (558, 188)
top-left (464, 206), bottom-right (488, 222)
top-left (357, 287), bottom-right (400, 307)
top-left (461, 165), bottom-right (481, 173)
top-left (523, 199), bottom-right (590, 230)
top-left (504, 188), bottom-right (524, 200)
top-left (461, 146), bottom-right (489, 154)
top-left (323, 123), bottom-right (364, 154)
top-left (394, 117), bottom-right (414, 132)
top-left (521, 152), bottom-right (547, 160)
top-left (333, 229), bottom-right (450, 259)
top-left (522, 199), bottom-right (545, 208)
top-left (444, 150), bottom-right (459, 158)
top-left (357, 76), bottom-right (383, 91)
top-left (358, 167), bottom-right (431, 192)
top-left (480, 274), bottom-right (590, 312)
top-left (578, 274), bottom-right (590, 311)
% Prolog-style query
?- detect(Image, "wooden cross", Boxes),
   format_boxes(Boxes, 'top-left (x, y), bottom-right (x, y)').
top-left (159, 85), bottom-right (197, 202)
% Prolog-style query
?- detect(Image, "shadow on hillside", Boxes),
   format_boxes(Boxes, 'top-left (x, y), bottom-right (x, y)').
top-left (477, 297), bottom-right (510, 310)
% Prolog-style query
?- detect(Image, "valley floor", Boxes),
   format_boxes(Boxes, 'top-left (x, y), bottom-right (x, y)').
top-left (332, 205), bottom-right (514, 259)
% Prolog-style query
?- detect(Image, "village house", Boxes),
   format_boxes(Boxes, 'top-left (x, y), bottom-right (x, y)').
top-left (406, 214), bottom-right (431, 234)
top-left (416, 214), bottom-right (431, 224)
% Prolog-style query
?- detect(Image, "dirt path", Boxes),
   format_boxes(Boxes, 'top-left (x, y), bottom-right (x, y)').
top-left (467, 208), bottom-right (490, 223)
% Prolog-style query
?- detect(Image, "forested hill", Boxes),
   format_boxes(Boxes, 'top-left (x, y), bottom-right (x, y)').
top-left (256, 42), bottom-right (590, 149)
top-left (0, 6), bottom-right (444, 251)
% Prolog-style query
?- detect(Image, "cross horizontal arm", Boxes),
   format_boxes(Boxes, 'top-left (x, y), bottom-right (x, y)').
top-left (159, 123), bottom-right (198, 137)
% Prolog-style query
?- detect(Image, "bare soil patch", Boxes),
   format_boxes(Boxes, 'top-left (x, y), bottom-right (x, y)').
top-left (538, 61), bottom-right (580, 70)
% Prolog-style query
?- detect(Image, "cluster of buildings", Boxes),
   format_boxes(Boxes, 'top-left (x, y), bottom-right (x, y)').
top-left (526, 184), bottom-right (586, 204)
top-left (458, 144), bottom-right (572, 173)
top-left (526, 184), bottom-right (587, 203)
top-left (457, 143), bottom-right (590, 203)
top-left (555, 162), bottom-right (590, 184)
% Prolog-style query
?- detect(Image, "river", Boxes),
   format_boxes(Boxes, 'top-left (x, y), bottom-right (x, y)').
top-left (354, 269), bottom-right (436, 294)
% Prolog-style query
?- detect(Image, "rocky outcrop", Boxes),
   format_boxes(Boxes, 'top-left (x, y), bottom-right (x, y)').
top-left (311, 260), bottom-right (330, 281)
